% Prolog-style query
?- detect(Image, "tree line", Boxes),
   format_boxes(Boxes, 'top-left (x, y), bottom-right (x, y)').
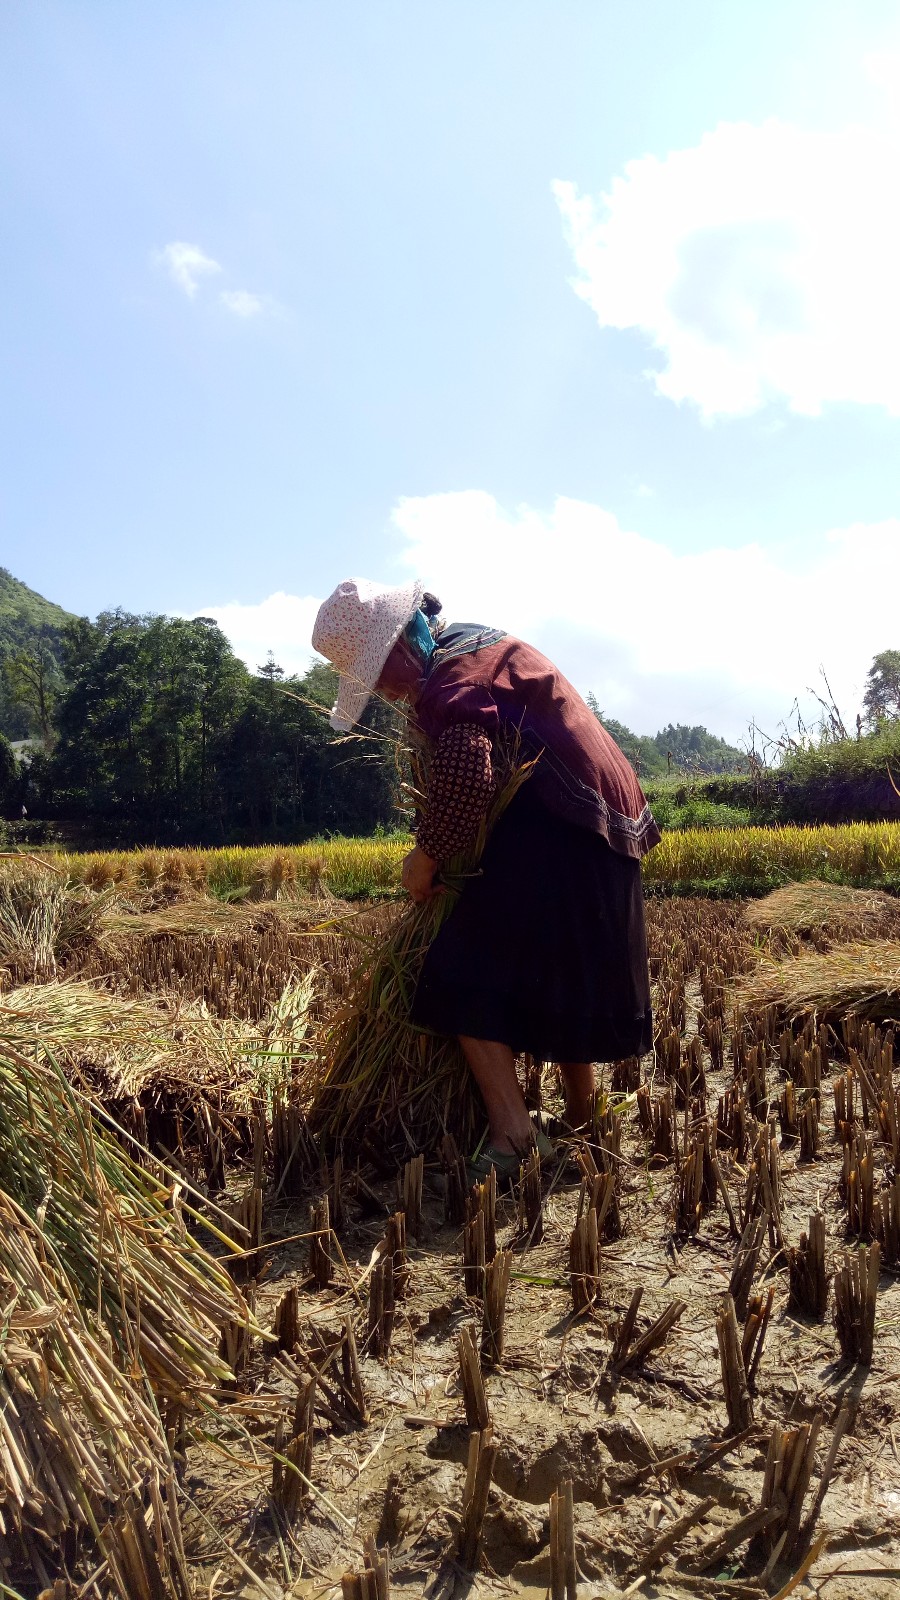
top-left (0, 611), bottom-right (399, 845)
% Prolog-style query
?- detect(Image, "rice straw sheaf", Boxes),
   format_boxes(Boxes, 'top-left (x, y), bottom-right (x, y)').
top-left (744, 879), bottom-right (900, 952)
top-left (734, 938), bottom-right (900, 1027)
top-left (0, 1192), bottom-right (191, 1596)
top-left (307, 742), bottom-right (537, 1159)
top-left (0, 865), bottom-right (108, 987)
top-left (0, 1000), bottom-right (250, 1408)
top-left (1, 974), bottom-right (319, 1135)
top-left (81, 895), bottom-right (372, 1021)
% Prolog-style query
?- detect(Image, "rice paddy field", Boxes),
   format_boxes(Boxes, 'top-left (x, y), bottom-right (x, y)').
top-left (3, 849), bottom-right (900, 1598)
top-left (54, 817), bottom-right (900, 901)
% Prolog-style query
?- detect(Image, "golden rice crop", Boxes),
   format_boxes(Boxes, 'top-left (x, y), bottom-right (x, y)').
top-left (57, 836), bottom-right (409, 900)
top-left (35, 819), bottom-right (900, 902)
top-left (642, 821), bottom-right (900, 888)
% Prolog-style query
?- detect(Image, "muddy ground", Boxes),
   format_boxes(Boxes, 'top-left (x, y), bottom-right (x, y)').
top-left (165, 898), bottom-right (900, 1600)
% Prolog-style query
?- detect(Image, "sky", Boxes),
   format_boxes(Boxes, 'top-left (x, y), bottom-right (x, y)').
top-left (2, 1), bottom-right (900, 744)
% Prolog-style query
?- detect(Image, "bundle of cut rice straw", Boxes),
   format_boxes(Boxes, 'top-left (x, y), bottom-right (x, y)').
top-left (734, 937), bottom-right (900, 1026)
top-left (0, 987), bottom-right (256, 1592)
top-left (308, 739), bottom-right (535, 1158)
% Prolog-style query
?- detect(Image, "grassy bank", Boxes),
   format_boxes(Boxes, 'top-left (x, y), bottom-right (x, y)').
top-left (50, 818), bottom-right (900, 900)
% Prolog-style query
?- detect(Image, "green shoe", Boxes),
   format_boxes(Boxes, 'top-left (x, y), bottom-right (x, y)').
top-left (466, 1128), bottom-right (556, 1185)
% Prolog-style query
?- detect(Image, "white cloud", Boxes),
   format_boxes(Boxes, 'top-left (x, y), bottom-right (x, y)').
top-left (865, 49), bottom-right (900, 90)
top-left (157, 241), bottom-right (222, 298)
top-left (195, 591), bottom-right (323, 678)
top-left (219, 289), bottom-right (265, 318)
top-left (389, 491), bottom-right (899, 739)
top-left (192, 494), bottom-right (900, 744)
top-left (553, 108), bottom-right (900, 418)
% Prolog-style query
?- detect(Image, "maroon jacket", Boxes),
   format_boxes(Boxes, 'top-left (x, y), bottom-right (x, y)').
top-left (415, 628), bottom-right (660, 861)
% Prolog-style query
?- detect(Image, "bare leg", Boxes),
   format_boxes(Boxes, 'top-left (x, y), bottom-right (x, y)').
top-left (558, 1061), bottom-right (595, 1128)
top-left (459, 1036), bottom-right (534, 1154)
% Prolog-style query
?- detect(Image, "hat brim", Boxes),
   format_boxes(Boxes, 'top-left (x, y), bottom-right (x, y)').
top-left (328, 578), bottom-right (424, 731)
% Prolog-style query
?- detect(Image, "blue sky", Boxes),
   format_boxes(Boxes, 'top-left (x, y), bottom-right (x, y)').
top-left (2, 1), bottom-right (900, 741)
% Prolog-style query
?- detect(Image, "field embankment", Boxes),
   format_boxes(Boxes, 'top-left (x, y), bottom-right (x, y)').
top-left (51, 818), bottom-right (900, 900)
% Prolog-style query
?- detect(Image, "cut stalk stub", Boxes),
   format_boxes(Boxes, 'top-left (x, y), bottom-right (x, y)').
top-left (441, 1133), bottom-right (468, 1227)
top-left (271, 1373), bottom-right (316, 1521)
top-left (549, 1478), bottom-right (577, 1599)
top-left (569, 1205), bottom-right (600, 1314)
top-left (716, 1293), bottom-right (754, 1432)
top-left (308, 1195), bottom-right (334, 1290)
top-left (758, 1415), bottom-right (821, 1557)
top-left (834, 1241), bottom-right (880, 1365)
top-left (303, 1319), bottom-right (368, 1430)
top-left (456, 1425), bottom-right (497, 1569)
top-left (788, 1210), bottom-right (829, 1320)
top-left (611, 1292), bottom-right (686, 1372)
top-left (458, 1325), bottom-right (491, 1431)
top-left (518, 1146), bottom-right (543, 1241)
top-left (273, 1285), bottom-right (301, 1354)
top-left (465, 1164), bottom-right (497, 1265)
top-left (399, 1153), bottom-right (423, 1242)
top-left (729, 1211), bottom-right (766, 1323)
top-left (368, 1251), bottom-right (395, 1360)
top-left (481, 1249), bottom-right (513, 1369)
top-left (341, 1533), bottom-right (391, 1599)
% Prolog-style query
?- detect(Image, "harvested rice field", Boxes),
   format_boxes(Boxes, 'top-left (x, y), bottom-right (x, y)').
top-left (3, 868), bottom-right (900, 1598)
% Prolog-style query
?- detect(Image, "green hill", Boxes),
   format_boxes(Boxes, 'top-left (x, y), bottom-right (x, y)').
top-left (0, 568), bottom-right (77, 738)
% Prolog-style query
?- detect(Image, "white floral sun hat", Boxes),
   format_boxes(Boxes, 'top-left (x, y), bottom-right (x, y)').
top-left (312, 577), bottom-right (425, 731)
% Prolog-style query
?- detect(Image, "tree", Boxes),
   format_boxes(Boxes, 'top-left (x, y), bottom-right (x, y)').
top-left (863, 651), bottom-right (900, 726)
top-left (585, 694), bottom-right (667, 776)
top-left (39, 611), bottom-right (400, 844)
top-left (652, 724), bottom-right (744, 774)
top-left (3, 632), bottom-right (61, 744)
top-left (0, 733), bottom-right (16, 812)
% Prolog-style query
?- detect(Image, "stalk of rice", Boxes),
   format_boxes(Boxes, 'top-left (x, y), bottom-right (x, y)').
top-left (0, 1006), bottom-right (250, 1405)
top-left (0, 865), bottom-right (108, 986)
top-left (307, 737), bottom-right (536, 1157)
top-left (0, 1191), bottom-right (191, 1596)
top-left (734, 938), bottom-right (900, 1027)
top-left (0, 986), bottom-right (259, 1592)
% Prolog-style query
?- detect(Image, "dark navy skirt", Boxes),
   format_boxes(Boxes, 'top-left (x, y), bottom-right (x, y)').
top-left (410, 789), bottom-right (653, 1061)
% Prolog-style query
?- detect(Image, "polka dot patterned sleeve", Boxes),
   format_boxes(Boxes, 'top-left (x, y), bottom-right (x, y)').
top-left (415, 722), bottom-right (494, 862)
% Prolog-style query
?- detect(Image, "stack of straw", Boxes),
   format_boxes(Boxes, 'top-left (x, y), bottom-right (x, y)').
top-left (0, 990), bottom-right (255, 1590)
top-left (0, 1192), bottom-right (191, 1594)
top-left (308, 741), bottom-right (535, 1157)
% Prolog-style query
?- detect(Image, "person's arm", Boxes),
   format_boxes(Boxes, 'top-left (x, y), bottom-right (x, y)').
top-left (416, 721), bottom-right (494, 859)
top-left (402, 722), bottom-right (494, 900)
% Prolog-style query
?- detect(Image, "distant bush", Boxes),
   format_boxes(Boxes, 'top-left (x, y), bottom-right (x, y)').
top-left (0, 818), bottom-right (60, 850)
top-left (644, 723), bottom-right (900, 828)
top-left (649, 793), bottom-right (754, 831)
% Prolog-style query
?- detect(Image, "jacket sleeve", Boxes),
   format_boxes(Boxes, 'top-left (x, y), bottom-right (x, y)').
top-left (415, 721), bottom-right (494, 862)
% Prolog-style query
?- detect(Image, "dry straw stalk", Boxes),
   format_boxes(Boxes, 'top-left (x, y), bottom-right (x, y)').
top-left (307, 744), bottom-right (536, 1157)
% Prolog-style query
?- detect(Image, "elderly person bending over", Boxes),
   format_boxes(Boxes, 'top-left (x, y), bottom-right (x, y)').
top-left (313, 578), bottom-right (659, 1179)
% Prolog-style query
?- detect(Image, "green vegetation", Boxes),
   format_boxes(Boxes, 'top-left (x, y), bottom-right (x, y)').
top-left (0, 566), bottom-right (76, 739)
top-left (6, 565), bottom-right (900, 848)
top-left (643, 717), bottom-right (900, 829)
top-left (585, 693), bottom-right (745, 778)
top-left (25, 609), bottom-right (400, 844)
